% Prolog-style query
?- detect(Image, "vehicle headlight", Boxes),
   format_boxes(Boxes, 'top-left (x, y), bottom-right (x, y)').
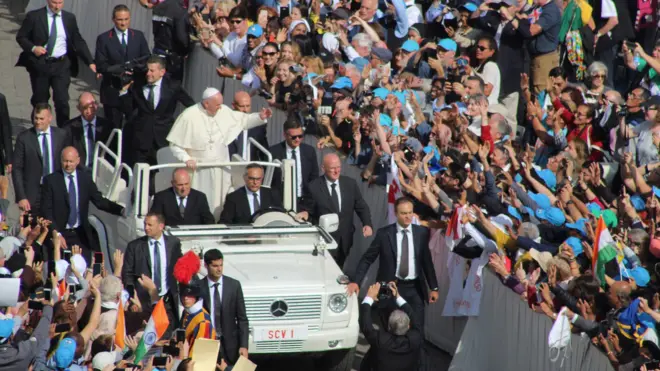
top-left (328, 293), bottom-right (348, 313)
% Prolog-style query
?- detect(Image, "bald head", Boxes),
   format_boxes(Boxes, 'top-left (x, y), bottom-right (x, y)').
top-left (202, 92), bottom-right (223, 116)
top-left (171, 168), bottom-right (191, 198)
top-left (78, 92), bottom-right (98, 121)
top-left (61, 146), bottom-right (80, 173)
top-left (608, 281), bottom-right (632, 309)
top-left (322, 153), bottom-right (341, 182)
top-left (233, 91), bottom-right (251, 113)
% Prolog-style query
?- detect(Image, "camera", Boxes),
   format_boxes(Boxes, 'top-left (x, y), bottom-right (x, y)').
top-left (378, 282), bottom-right (393, 301)
top-left (108, 55), bottom-right (150, 90)
top-left (258, 89), bottom-right (273, 100)
top-left (618, 104), bottom-right (628, 117)
top-left (402, 146), bottom-right (416, 162)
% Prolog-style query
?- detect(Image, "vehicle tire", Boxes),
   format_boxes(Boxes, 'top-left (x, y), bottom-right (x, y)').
top-left (317, 347), bottom-right (356, 371)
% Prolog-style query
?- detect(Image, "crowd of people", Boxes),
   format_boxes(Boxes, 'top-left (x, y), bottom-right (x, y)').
top-left (1, 0), bottom-right (660, 370)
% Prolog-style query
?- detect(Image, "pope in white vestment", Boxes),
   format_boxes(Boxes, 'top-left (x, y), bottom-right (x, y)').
top-left (166, 88), bottom-right (272, 219)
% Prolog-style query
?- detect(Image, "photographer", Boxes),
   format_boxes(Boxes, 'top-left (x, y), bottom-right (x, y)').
top-left (359, 281), bottom-right (422, 371)
top-left (94, 5), bottom-right (150, 129)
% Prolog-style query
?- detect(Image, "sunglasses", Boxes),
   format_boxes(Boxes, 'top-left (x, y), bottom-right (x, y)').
top-left (476, 45), bottom-right (489, 51)
top-left (289, 134), bottom-right (304, 139)
top-left (592, 74), bottom-right (606, 78)
top-left (262, 51), bottom-right (277, 56)
top-left (230, 19), bottom-right (244, 24)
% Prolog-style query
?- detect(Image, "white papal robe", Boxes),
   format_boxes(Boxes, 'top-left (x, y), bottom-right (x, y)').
top-left (167, 103), bottom-right (266, 219)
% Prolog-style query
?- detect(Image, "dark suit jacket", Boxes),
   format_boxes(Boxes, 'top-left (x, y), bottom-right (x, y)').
top-left (353, 224), bottom-right (439, 300)
top-left (199, 275), bottom-right (249, 365)
top-left (304, 175), bottom-right (372, 252)
top-left (12, 127), bottom-right (70, 207)
top-left (150, 188), bottom-right (215, 226)
top-left (228, 127), bottom-right (269, 162)
top-left (360, 300), bottom-right (422, 371)
top-left (40, 169), bottom-right (124, 250)
top-left (122, 235), bottom-right (183, 309)
top-left (0, 93), bottom-right (12, 175)
top-left (269, 141), bottom-right (318, 200)
top-left (62, 115), bottom-right (113, 167)
top-left (218, 187), bottom-right (282, 224)
top-left (121, 76), bottom-right (195, 150)
top-left (95, 28), bottom-right (151, 107)
top-left (15, 7), bottom-right (94, 77)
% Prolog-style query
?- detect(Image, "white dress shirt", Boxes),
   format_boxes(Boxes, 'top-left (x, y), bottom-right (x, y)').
top-left (65, 170), bottom-right (79, 229)
top-left (174, 190), bottom-right (188, 208)
top-left (207, 276), bottom-right (224, 328)
top-left (82, 117), bottom-right (96, 166)
top-left (209, 32), bottom-right (247, 68)
top-left (143, 78), bottom-right (163, 108)
top-left (38, 127), bottom-right (54, 177)
top-left (114, 27), bottom-right (128, 46)
top-left (246, 187), bottom-right (261, 215)
top-left (148, 235), bottom-right (168, 296)
top-left (46, 8), bottom-right (67, 58)
top-left (395, 223), bottom-right (416, 280)
top-left (325, 178), bottom-right (341, 212)
top-left (286, 144), bottom-right (303, 195)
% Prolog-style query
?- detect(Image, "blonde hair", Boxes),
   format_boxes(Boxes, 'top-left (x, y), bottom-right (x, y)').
top-left (301, 56), bottom-right (324, 75)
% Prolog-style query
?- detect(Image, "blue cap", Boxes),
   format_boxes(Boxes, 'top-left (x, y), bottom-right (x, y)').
top-left (630, 194), bottom-right (647, 211)
top-left (247, 24), bottom-right (263, 38)
top-left (534, 168), bottom-right (557, 191)
top-left (373, 88), bottom-right (390, 101)
top-left (401, 40), bottom-right (420, 53)
top-left (437, 38), bottom-right (457, 52)
top-left (622, 266), bottom-right (651, 287)
top-left (565, 218), bottom-right (588, 237)
top-left (528, 192), bottom-right (552, 210)
top-left (565, 236), bottom-right (583, 256)
top-left (459, 2), bottom-right (478, 12)
top-left (536, 207), bottom-right (566, 226)
top-left (423, 146), bottom-right (441, 162)
top-left (379, 113), bottom-right (392, 127)
top-left (508, 206), bottom-right (522, 221)
top-left (391, 126), bottom-right (403, 136)
top-left (392, 91), bottom-right (407, 106)
top-left (0, 319), bottom-right (13, 339)
top-left (330, 76), bottom-right (353, 90)
top-left (586, 202), bottom-right (602, 214)
top-left (352, 57), bottom-right (369, 72)
top-left (55, 338), bottom-right (77, 368)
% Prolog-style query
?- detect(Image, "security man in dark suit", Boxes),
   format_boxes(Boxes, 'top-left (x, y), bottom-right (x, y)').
top-left (13, 103), bottom-right (70, 213)
top-left (40, 146), bottom-right (125, 262)
top-left (61, 92), bottom-right (113, 169)
top-left (0, 93), bottom-right (13, 177)
top-left (15, 0), bottom-right (97, 128)
top-left (199, 249), bottom-right (249, 366)
top-left (360, 282), bottom-right (422, 371)
top-left (269, 120), bottom-right (319, 209)
top-left (95, 4), bottom-right (151, 129)
top-left (119, 55), bottom-right (195, 169)
top-left (150, 168), bottom-right (215, 226)
top-left (218, 164), bottom-right (282, 224)
top-left (228, 92), bottom-right (269, 161)
top-left (150, 0), bottom-right (190, 83)
top-left (298, 153), bottom-right (372, 269)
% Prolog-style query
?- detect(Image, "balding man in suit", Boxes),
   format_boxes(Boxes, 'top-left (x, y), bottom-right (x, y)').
top-left (150, 168), bottom-right (215, 226)
top-left (228, 91), bottom-right (269, 161)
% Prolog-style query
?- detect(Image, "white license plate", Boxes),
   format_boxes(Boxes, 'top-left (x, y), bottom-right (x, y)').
top-left (253, 326), bottom-right (309, 342)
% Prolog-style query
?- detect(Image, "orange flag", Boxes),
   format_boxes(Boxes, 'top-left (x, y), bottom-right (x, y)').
top-left (115, 300), bottom-right (126, 349)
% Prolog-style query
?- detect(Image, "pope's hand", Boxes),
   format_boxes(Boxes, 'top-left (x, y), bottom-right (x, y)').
top-left (259, 107), bottom-right (273, 120)
top-left (186, 159), bottom-right (197, 171)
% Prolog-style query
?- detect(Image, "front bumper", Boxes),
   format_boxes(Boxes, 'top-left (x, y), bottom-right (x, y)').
top-left (248, 321), bottom-right (359, 354)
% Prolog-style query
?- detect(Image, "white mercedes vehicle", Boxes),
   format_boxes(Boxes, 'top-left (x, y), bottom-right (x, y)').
top-left (87, 130), bottom-right (358, 370)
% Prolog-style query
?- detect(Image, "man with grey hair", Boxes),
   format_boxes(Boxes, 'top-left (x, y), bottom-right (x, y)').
top-left (340, 32), bottom-right (373, 61)
top-left (359, 281), bottom-right (422, 371)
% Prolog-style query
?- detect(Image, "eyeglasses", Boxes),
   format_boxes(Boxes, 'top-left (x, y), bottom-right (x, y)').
top-left (262, 51), bottom-right (277, 56)
top-left (476, 45), bottom-right (489, 51)
top-left (216, 16), bottom-right (228, 22)
top-left (592, 74), bottom-right (606, 79)
top-left (230, 19), bottom-right (243, 24)
top-left (289, 134), bottom-right (304, 139)
top-left (255, 55), bottom-right (264, 60)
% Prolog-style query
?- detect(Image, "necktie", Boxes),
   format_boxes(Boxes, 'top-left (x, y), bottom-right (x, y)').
top-left (67, 175), bottom-right (78, 227)
top-left (291, 148), bottom-right (298, 163)
top-left (86, 123), bottom-right (95, 166)
top-left (400, 229), bottom-right (410, 278)
top-left (41, 133), bottom-right (50, 177)
top-left (330, 183), bottom-right (340, 212)
top-left (253, 192), bottom-right (260, 212)
top-left (213, 283), bottom-right (223, 335)
top-left (153, 240), bottom-right (162, 293)
top-left (121, 32), bottom-right (128, 61)
top-left (46, 13), bottom-right (58, 56)
top-left (178, 196), bottom-right (185, 218)
top-left (147, 84), bottom-right (156, 110)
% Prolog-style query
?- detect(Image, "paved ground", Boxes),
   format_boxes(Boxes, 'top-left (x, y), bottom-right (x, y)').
top-left (0, 1), bottom-right (452, 370)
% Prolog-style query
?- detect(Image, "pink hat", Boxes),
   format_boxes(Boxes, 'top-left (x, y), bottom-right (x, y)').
top-left (650, 238), bottom-right (660, 258)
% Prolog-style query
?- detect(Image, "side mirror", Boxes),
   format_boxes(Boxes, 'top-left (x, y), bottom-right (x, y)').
top-left (319, 214), bottom-right (339, 233)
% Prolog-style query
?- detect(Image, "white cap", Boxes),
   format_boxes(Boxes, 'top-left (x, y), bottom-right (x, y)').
top-left (202, 87), bottom-right (221, 100)
top-left (92, 352), bottom-right (116, 371)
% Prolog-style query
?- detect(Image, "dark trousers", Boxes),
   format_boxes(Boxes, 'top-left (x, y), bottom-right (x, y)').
top-left (60, 227), bottom-right (92, 264)
top-left (330, 235), bottom-right (352, 271)
top-left (103, 105), bottom-right (125, 129)
top-left (132, 144), bottom-right (159, 195)
top-left (28, 57), bottom-right (71, 127)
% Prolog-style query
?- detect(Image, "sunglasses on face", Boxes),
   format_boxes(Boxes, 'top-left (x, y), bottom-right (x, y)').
top-left (592, 74), bottom-right (605, 79)
top-left (476, 45), bottom-right (489, 51)
top-left (289, 134), bottom-right (304, 139)
top-left (230, 19), bottom-right (243, 24)
top-left (263, 51), bottom-right (277, 56)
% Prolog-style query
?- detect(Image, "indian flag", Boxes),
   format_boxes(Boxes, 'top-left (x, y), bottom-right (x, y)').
top-left (134, 298), bottom-right (170, 363)
top-left (592, 215), bottom-right (616, 286)
top-left (115, 300), bottom-right (126, 350)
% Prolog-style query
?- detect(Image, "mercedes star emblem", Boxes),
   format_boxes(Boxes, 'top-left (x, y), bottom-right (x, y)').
top-left (270, 300), bottom-right (288, 317)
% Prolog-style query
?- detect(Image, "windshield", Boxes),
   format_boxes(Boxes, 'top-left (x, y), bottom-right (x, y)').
top-left (176, 231), bottom-right (323, 246)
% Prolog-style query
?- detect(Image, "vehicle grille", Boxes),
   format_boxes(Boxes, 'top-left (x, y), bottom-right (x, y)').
top-left (245, 295), bottom-right (323, 321)
top-left (255, 340), bottom-right (304, 352)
